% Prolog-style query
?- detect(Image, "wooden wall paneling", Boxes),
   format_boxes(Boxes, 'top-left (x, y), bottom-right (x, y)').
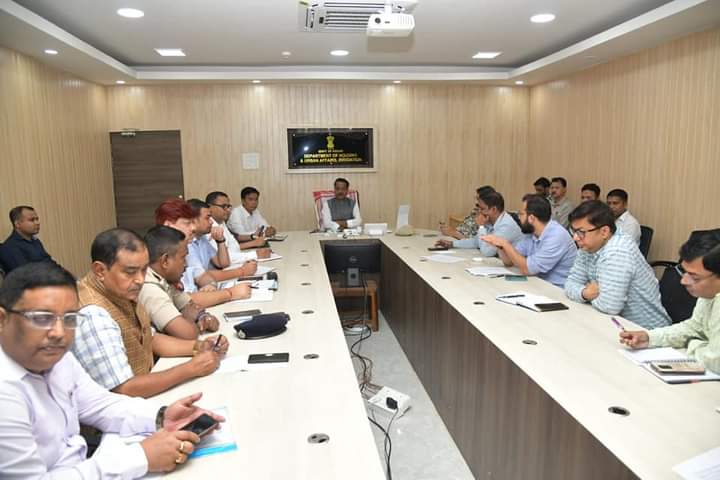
top-left (0, 47), bottom-right (115, 276)
top-left (529, 27), bottom-right (720, 261)
top-left (106, 83), bottom-right (530, 234)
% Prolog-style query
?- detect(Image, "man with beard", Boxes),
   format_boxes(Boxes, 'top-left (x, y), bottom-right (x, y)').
top-left (481, 194), bottom-right (577, 287)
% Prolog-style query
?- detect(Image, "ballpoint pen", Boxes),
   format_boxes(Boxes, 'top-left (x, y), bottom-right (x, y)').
top-left (213, 334), bottom-right (224, 352)
top-left (610, 316), bottom-right (626, 331)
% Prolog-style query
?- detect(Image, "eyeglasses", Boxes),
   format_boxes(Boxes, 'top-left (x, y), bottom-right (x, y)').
top-left (674, 264), bottom-right (716, 284)
top-left (6, 309), bottom-right (87, 329)
top-left (211, 203), bottom-right (232, 210)
top-left (570, 226), bottom-right (601, 239)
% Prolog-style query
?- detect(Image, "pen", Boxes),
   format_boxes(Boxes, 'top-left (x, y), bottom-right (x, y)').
top-left (499, 294), bottom-right (525, 299)
top-left (610, 316), bottom-right (626, 331)
top-left (213, 334), bottom-right (223, 351)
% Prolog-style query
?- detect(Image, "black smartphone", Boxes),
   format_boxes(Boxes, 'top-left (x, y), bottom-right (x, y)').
top-left (180, 413), bottom-right (218, 437)
top-left (428, 246), bottom-right (449, 251)
top-left (258, 225), bottom-right (266, 236)
top-left (248, 352), bottom-right (289, 364)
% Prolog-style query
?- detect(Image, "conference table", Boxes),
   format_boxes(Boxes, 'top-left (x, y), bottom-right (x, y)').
top-left (153, 230), bottom-right (720, 479)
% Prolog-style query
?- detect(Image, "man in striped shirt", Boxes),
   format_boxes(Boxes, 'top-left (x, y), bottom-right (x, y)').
top-left (564, 201), bottom-right (670, 329)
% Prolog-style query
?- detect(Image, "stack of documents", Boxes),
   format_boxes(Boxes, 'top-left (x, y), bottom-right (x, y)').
top-left (620, 347), bottom-right (720, 384)
top-left (465, 266), bottom-right (518, 277)
top-left (422, 254), bottom-right (465, 264)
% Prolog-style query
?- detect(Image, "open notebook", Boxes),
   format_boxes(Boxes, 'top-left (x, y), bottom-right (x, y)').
top-left (495, 292), bottom-right (569, 312)
top-left (620, 347), bottom-right (720, 384)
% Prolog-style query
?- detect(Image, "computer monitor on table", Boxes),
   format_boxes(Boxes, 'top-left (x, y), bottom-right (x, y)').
top-left (324, 240), bottom-right (381, 287)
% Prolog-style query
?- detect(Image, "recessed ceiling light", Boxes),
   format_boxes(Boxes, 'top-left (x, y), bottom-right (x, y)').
top-left (515, 80), bottom-right (524, 85)
top-left (117, 8), bottom-right (144, 18)
top-left (393, 80), bottom-right (402, 84)
top-left (116, 80), bottom-right (126, 84)
top-left (330, 49), bottom-right (349, 57)
top-left (472, 52), bottom-right (501, 59)
top-left (530, 13), bottom-right (555, 23)
top-left (252, 80), bottom-right (261, 84)
top-left (281, 51), bottom-right (292, 56)
top-left (155, 48), bottom-right (186, 57)
top-left (44, 49), bottom-right (58, 55)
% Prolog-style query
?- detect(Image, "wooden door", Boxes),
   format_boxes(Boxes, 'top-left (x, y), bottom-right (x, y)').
top-left (109, 130), bottom-right (184, 235)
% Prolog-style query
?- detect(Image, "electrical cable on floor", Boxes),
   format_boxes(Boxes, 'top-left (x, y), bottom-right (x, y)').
top-left (368, 397), bottom-right (399, 480)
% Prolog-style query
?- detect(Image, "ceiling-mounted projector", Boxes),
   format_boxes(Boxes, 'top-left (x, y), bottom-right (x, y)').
top-left (366, 6), bottom-right (415, 37)
top-left (299, 0), bottom-right (417, 34)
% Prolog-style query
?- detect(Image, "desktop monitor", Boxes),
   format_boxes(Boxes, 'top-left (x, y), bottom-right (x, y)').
top-left (323, 240), bottom-right (381, 287)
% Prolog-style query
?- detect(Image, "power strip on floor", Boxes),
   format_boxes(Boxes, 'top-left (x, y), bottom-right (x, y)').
top-left (367, 386), bottom-right (411, 417)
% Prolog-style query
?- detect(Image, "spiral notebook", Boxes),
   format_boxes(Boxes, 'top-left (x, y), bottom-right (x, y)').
top-left (620, 347), bottom-right (720, 384)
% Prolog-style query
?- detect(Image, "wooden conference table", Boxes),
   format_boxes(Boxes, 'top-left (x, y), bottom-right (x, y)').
top-left (154, 230), bottom-right (720, 479)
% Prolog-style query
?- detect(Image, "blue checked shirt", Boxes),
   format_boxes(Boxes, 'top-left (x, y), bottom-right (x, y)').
top-left (514, 220), bottom-right (577, 287)
top-left (564, 231), bottom-right (671, 329)
top-left (453, 211), bottom-right (523, 257)
top-left (71, 305), bottom-right (135, 390)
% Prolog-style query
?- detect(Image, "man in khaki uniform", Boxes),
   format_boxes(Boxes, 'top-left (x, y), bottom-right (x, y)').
top-left (140, 226), bottom-right (220, 340)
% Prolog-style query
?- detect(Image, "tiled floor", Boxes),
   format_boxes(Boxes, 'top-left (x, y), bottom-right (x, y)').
top-left (344, 313), bottom-right (475, 480)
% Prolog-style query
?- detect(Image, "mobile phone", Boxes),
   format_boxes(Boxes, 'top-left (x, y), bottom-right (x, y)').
top-left (180, 413), bottom-right (218, 437)
top-left (258, 226), bottom-right (266, 236)
top-left (505, 275), bottom-right (528, 282)
top-left (223, 309), bottom-right (261, 322)
top-left (248, 352), bottom-right (289, 364)
top-left (428, 246), bottom-right (449, 251)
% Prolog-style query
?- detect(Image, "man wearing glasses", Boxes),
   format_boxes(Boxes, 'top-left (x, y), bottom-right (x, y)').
top-left (620, 231), bottom-right (720, 373)
top-left (206, 190), bottom-right (271, 264)
top-left (0, 262), bottom-right (224, 477)
top-left (564, 201), bottom-right (670, 329)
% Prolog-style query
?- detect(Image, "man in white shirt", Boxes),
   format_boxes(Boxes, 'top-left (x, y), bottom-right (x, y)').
top-left (321, 177), bottom-right (362, 231)
top-left (227, 187), bottom-right (277, 239)
top-left (0, 261), bottom-right (224, 478)
top-left (206, 190), bottom-right (270, 264)
top-left (607, 188), bottom-right (641, 245)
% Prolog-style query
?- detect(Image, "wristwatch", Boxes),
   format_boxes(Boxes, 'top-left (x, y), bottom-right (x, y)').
top-left (155, 406), bottom-right (167, 430)
top-left (250, 233), bottom-right (256, 240)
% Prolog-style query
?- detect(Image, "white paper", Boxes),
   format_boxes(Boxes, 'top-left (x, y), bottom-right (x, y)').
top-left (224, 288), bottom-right (274, 304)
top-left (242, 152), bottom-right (259, 170)
top-left (422, 254), bottom-right (465, 264)
top-left (189, 407), bottom-right (238, 458)
top-left (619, 347), bottom-right (687, 365)
top-left (673, 446), bottom-right (720, 480)
top-left (257, 253), bottom-right (283, 262)
top-left (465, 266), bottom-right (518, 277)
top-left (396, 205), bottom-right (410, 230)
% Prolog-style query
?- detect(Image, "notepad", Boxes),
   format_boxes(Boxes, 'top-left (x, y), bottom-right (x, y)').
top-left (257, 253), bottom-right (283, 262)
top-left (189, 407), bottom-right (238, 459)
top-left (620, 347), bottom-right (720, 384)
top-left (495, 292), bottom-right (569, 312)
top-left (466, 266), bottom-right (518, 277)
top-left (422, 254), bottom-right (465, 264)
top-left (673, 446), bottom-right (720, 479)
top-left (224, 288), bottom-right (274, 304)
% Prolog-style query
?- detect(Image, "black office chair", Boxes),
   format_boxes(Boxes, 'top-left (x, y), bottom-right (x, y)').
top-left (508, 211), bottom-right (521, 227)
top-left (651, 261), bottom-right (697, 324)
top-left (639, 225), bottom-right (653, 259)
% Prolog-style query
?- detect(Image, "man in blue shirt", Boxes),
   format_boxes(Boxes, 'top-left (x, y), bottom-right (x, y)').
top-left (436, 191), bottom-right (522, 257)
top-left (0, 206), bottom-right (56, 274)
top-left (482, 194), bottom-right (577, 287)
top-left (564, 200), bottom-right (670, 329)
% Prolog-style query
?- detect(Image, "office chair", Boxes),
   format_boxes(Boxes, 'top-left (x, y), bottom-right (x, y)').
top-left (651, 260), bottom-right (696, 324)
top-left (639, 225), bottom-right (654, 259)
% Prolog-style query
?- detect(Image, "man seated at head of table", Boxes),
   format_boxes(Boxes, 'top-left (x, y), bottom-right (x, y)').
top-left (439, 185), bottom-right (496, 240)
top-left (320, 177), bottom-right (363, 232)
top-left (71, 228), bottom-right (229, 398)
top-left (139, 226), bottom-right (222, 340)
top-left (481, 194), bottom-right (577, 287)
top-left (155, 198), bottom-right (252, 308)
top-left (0, 262), bottom-right (224, 478)
top-left (206, 190), bottom-right (271, 263)
top-left (564, 201), bottom-right (670, 329)
top-left (435, 190), bottom-right (522, 257)
top-left (183, 199), bottom-right (258, 291)
top-left (620, 230), bottom-right (720, 373)
top-left (226, 186), bottom-right (278, 242)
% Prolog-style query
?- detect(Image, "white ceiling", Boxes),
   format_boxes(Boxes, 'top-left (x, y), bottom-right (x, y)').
top-left (1, 0), bottom-right (720, 84)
